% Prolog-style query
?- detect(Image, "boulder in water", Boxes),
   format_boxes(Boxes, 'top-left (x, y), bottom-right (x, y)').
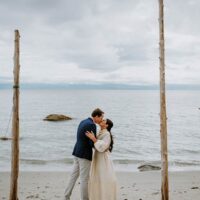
top-left (138, 164), bottom-right (161, 172)
top-left (43, 114), bottom-right (72, 121)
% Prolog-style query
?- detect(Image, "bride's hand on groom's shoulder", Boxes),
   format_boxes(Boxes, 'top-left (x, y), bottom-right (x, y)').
top-left (86, 131), bottom-right (97, 143)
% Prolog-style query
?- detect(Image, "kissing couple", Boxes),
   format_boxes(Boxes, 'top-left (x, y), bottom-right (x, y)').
top-left (63, 108), bottom-right (117, 200)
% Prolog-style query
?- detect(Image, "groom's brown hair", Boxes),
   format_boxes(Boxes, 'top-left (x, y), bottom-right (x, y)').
top-left (91, 108), bottom-right (104, 117)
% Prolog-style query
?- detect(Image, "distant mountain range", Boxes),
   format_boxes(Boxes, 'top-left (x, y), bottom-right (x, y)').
top-left (0, 83), bottom-right (200, 90)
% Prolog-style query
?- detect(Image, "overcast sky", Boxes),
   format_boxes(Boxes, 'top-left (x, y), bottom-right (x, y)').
top-left (0, 0), bottom-right (199, 86)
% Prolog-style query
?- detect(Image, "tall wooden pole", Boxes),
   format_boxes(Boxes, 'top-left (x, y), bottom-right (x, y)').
top-left (158, 1), bottom-right (169, 200)
top-left (9, 30), bottom-right (20, 200)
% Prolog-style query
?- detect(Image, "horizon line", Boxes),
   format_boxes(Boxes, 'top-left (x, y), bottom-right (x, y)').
top-left (1, 83), bottom-right (200, 90)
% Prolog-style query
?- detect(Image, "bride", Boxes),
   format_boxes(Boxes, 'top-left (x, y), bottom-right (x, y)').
top-left (86, 118), bottom-right (117, 200)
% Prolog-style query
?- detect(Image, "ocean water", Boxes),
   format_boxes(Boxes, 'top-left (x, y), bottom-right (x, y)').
top-left (0, 89), bottom-right (200, 172)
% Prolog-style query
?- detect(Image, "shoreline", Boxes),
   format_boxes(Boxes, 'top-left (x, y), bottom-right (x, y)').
top-left (1, 168), bottom-right (200, 173)
top-left (1, 171), bottom-right (200, 200)
top-left (1, 162), bottom-right (200, 173)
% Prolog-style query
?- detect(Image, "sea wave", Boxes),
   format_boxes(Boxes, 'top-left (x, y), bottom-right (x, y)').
top-left (20, 158), bottom-right (74, 165)
top-left (171, 160), bottom-right (200, 167)
top-left (19, 158), bottom-right (200, 168)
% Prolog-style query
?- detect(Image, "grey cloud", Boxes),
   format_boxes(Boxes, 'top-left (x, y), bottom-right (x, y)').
top-left (0, 0), bottom-right (90, 29)
top-left (116, 44), bottom-right (148, 63)
top-left (0, 76), bottom-right (12, 82)
top-left (0, 0), bottom-right (200, 85)
top-left (165, 0), bottom-right (200, 35)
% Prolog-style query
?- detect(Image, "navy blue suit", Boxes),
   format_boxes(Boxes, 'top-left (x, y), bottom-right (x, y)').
top-left (72, 118), bottom-right (97, 161)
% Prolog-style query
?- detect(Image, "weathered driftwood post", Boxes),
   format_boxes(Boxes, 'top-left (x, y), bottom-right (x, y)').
top-left (158, 1), bottom-right (169, 200)
top-left (9, 30), bottom-right (20, 200)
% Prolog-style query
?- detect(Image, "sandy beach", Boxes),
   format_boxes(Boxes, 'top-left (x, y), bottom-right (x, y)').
top-left (0, 170), bottom-right (200, 200)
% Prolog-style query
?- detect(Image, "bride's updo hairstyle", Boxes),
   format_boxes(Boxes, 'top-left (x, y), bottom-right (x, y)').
top-left (106, 119), bottom-right (114, 152)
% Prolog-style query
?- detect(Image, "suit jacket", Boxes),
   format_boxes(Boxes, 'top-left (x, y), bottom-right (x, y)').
top-left (72, 118), bottom-right (97, 161)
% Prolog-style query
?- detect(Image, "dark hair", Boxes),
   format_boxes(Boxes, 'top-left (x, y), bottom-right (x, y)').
top-left (91, 108), bottom-right (104, 117)
top-left (106, 119), bottom-right (114, 152)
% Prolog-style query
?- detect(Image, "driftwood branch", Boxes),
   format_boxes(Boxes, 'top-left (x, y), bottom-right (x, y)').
top-left (9, 29), bottom-right (20, 200)
top-left (158, 1), bottom-right (169, 200)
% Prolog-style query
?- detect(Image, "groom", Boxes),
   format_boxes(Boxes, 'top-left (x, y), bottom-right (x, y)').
top-left (63, 108), bottom-right (104, 200)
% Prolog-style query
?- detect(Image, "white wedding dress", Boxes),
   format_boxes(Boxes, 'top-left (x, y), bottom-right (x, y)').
top-left (88, 129), bottom-right (117, 200)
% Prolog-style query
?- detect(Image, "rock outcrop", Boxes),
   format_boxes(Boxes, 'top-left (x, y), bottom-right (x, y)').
top-left (0, 136), bottom-right (12, 141)
top-left (138, 164), bottom-right (161, 172)
top-left (43, 114), bottom-right (72, 121)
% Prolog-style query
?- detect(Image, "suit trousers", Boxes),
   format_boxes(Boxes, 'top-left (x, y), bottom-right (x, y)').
top-left (64, 156), bottom-right (91, 200)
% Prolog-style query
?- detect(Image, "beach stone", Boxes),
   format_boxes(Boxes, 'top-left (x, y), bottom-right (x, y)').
top-left (43, 114), bottom-right (72, 121)
top-left (191, 186), bottom-right (199, 189)
top-left (138, 164), bottom-right (161, 171)
top-left (0, 136), bottom-right (12, 141)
